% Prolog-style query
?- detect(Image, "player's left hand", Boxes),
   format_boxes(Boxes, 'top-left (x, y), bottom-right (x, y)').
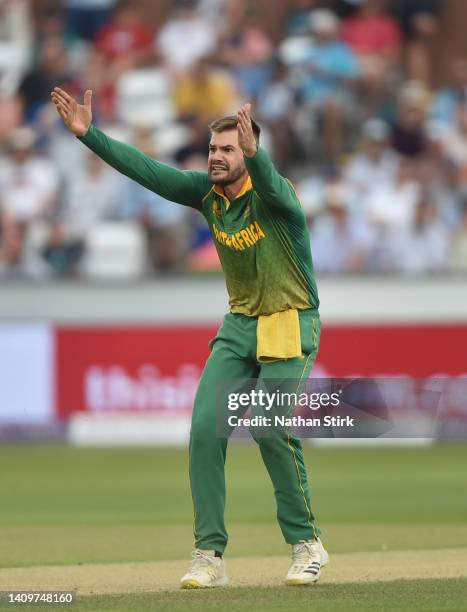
top-left (237, 103), bottom-right (257, 158)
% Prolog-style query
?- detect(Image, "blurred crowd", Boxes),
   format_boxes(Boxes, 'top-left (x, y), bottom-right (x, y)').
top-left (1, 0), bottom-right (467, 279)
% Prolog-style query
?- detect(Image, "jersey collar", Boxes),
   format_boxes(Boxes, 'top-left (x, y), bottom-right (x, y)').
top-left (213, 176), bottom-right (253, 209)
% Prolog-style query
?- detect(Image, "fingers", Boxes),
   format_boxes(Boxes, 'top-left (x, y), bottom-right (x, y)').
top-left (56, 106), bottom-right (68, 122)
top-left (56, 102), bottom-right (69, 117)
top-left (52, 87), bottom-right (72, 103)
top-left (51, 91), bottom-right (70, 110)
top-left (237, 110), bottom-right (249, 134)
top-left (237, 109), bottom-right (247, 128)
top-left (51, 95), bottom-right (69, 120)
top-left (50, 88), bottom-right (73, 121)
top-left (51, 93), bottom-right (68, 112)
top-left (237, 106), bottom-right (248, 122)
top-left (237, 119), bottom-right (246, 141)
top-left (84, 89), bottom-right (93, 108)
top-left (237, 103), bottom-right (253, 131)
top-left (55, 104), bottom-right (68, 121)
top-left (238, 103), bottom-right (251, 119)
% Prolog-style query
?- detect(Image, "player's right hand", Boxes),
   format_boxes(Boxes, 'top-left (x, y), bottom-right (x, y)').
top-left (50, 87), bottom-right (92, 137)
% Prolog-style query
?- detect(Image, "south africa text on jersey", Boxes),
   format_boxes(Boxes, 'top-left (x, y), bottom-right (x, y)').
top-left (212, 221), bottom-right (266, 251)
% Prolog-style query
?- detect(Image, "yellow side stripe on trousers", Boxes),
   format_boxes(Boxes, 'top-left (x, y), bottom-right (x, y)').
top-left (286, 351), bottom-right (314, 528)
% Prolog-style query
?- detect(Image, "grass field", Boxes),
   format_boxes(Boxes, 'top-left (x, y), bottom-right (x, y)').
top-left (1, 443), bottom-right (467, 610)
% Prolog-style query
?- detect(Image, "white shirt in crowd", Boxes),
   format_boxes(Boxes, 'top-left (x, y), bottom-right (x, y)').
top-left (437, 127), bottom-right (467, 167)
top-left (157, 14), bottom-right (216, 72)
top-left (0, 156), bottom-right (58, 221)
top-left (310, 212), bottom-right (375, 274)
top-left (343, 149), bottom-right (399, 198)
top-left (363, 180), bottom-right (421, 230)
top-left (61, 159), bottom-right (121, 240)
top-left (0, 0), bottom-right (32, 93)
top-left (387, 222), bottom-right (450, 274)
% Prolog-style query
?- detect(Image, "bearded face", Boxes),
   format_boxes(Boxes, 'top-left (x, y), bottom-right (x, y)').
top-left (208, 129), bottom-right (248, 186)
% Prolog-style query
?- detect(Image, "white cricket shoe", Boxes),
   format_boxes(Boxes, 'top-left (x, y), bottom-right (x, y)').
top-left (285, 538), bottom-right (329, 585)
top-left (180, 549), bottom-right (229, 589)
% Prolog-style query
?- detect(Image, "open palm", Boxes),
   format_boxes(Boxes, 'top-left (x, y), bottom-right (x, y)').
top-left (51, 87), bottom-right (92, 137)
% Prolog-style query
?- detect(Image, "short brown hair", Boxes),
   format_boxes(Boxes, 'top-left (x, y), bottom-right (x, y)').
top-left (209, 114), bottom-right (261, 144)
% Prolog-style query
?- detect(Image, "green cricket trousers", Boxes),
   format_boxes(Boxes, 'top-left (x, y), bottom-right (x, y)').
top-left (189, 308), bottom-right (321, 554)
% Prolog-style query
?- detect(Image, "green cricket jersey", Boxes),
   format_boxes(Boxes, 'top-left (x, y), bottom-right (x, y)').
top-left (79, 124), bottom-right (319, 317)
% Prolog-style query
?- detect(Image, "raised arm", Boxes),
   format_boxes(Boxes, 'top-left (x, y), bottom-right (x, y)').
top-left (237, 104), bottom-right (303, 218)
top-left (51, 87), bottom-right (210, 209)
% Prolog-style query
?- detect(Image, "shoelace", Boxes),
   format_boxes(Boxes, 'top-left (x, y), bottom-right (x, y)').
top-left (290, 541), bottom-right (319, 573)
top-left (188, 550), bottom-right (218, 578)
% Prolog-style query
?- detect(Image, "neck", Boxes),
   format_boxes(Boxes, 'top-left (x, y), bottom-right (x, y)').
top-left (222, 171), bottom-right (249, 202)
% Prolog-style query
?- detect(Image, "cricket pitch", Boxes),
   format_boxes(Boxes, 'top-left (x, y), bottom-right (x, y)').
top-left (1, 548), bottom-right (466, 596)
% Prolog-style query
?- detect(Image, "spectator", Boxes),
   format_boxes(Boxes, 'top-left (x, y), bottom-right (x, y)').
top-left (0, 91), bottom-right (22, 145)
top-left (363, 155), bottom-right (420, 231)
top-left (388, 196), bottom-right (449, 274)
top-left (296, 170), bottom-right (329, 220)
top-left (173, 116), bottom-right (210, 161)
top-left (0, 127), bottom-right (58, 276)
top-left (174, 57), bottom-right (240, 123)
top-left (64, 0), bottom-right (117, 43)
top-left (67, 49), bottom-right (115, 123)
top-left (257, 58), bottom-right (295, 172)
top-left (42, 150), bottom-right (121, 276)
top-left (217, 8), bottom-right (274, 99)
top-left (117, 126), bottom-right (189, 273)
top-left (310, 178), bottom-right (375, 273)
top-left (436, 102), bottom-right (467, 168)
top-left (332, 0), bottom-right (363, 19)
top-left (297, 9), bottom-right (359, 161)
top-left (428, 158), bottom-right (464, 228)
top-left (392, 80), bottom-right (429, 157)
top-left (413, 121), bottom-right (458, 231)
top-left (197, 0), bottom-right (238, 30)
top-left (393, 0), bottom-right (441, 85)
top-left (341, 0), bottom-right (401, 59)
top-left (86, 2), bottom-right (154, 122)
top-left (156, 0), bottom-right (216, 73)
top-left (0, 0), bottom-right (462, 280)
top-left (284, 0), bottom-right (318, 36)
top-left (176, 150), bottom-right (221, 272)
top-left (343, 118), bottom-right (399, 202)
top-left (17, 35), bottom-right (72, 124)
top-left (341, 0), bottom-right (402, 114)
top-left (33, 8), bottom-right (74, 56)
top-left (95, 0), bottom-right (154, 74)
top-left (0, 0), bottom-right (32, 95)
top-left (431, 58), bottom-right (467, 128)
top-left (362, 155), bottom-right (421, 270)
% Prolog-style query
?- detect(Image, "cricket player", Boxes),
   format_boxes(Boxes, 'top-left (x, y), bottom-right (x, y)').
top-left (51, 86), bottom-right (329, 588)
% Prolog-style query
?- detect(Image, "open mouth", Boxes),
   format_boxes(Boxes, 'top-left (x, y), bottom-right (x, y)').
top-left (210, 165), bottom-right (228, 172)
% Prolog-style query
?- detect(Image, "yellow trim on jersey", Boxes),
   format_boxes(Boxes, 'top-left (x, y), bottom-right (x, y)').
top-left (213, 176), bottom-right (253, 209)
top-left (235, 176), bottom-right (253, 198)
top-left (202, 186), bottom-right (215, 202)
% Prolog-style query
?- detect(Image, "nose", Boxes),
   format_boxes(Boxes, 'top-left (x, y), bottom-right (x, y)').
top-left (210, 154), bottom-right (226, 166)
